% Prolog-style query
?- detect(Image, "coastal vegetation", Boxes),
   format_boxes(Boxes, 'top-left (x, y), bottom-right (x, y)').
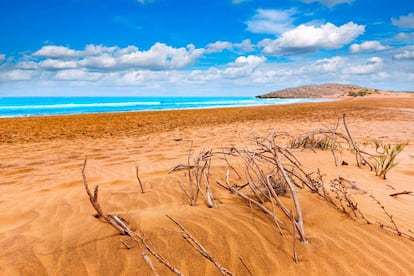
top-left (82, 113), bottom-right (412, 274)
top-left (347, 88), bottom-right (376, 97)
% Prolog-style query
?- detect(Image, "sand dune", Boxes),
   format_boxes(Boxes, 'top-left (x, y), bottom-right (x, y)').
top-left (1, 93), bottom-right (414, 275)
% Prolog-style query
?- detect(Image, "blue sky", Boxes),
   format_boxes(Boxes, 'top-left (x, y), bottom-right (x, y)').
top-left (0, 0), bottom-right (413, 96)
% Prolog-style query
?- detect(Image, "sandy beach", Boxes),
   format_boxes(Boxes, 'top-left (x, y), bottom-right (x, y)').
top-left (1, 93), bottom-right (414, 275)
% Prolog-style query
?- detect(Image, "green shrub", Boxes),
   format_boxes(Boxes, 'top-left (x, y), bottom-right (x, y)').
top-left (372, 142), bottom-right (408, 179)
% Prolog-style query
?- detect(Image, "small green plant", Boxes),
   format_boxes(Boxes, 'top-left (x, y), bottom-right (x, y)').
top-left (371, 141), bottom-right (408, 179)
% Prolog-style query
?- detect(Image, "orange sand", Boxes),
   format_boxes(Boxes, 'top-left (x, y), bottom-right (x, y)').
top-left (1, 93), bottom-right (414, 275)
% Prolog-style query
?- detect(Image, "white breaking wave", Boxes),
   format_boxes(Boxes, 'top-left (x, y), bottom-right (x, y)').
top-left (173, 100), bottom-right (259, 105)
top-left (0, 101), bottom-right (161, 110)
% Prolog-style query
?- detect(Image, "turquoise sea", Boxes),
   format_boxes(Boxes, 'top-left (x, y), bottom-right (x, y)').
top-left (0, 97), bottom-right (327, 118)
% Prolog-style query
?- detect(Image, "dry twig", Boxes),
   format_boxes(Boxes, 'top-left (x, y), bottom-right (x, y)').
top-left (343, 113), bottom-right (372, 170)
top-left (135, 162), bottom-right (145, 193)
top-left (142, 251), bottom-right (159, 276)
top-left (238, 254), bottom-right (254, 276)
top-left (370, 195), bottom-right (401, 236)
top-left (165, 213), bottom-right (233, 276)
top-left (389, 191), bottom-right (413, 197)
top-left (82, 158), bottom-right (183, 275)
top-left (120, 239), bottom-right (131, 250)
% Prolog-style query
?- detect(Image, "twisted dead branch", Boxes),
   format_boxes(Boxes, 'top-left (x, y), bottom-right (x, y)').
top-left (370, 195), bottom-right (401, 236)
top-left (389, 191), bottom-right (412, 197)
top-left (169, 146), bottom-right (217, 208)
top-left (142, 250), bottom-right (159, 276)
top-left (342, 113), bottom-right (370, 168)
top-left (135, 162), bottom-right (145, 193)
top-left (217, 176), bottom-right (283, 235)
top-left (238, 254), bottom-right (254, 276)
top-left (165, 213), bottom-right (233, 276)
top-left (82, 158), bottom-right (183, 275)
top-left (120, 239), bottom-right (131, 250)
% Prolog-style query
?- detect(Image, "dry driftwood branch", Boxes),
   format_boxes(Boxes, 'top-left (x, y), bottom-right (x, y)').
top-left (389, 191), bottom-right (413, 197)
top-left (120, 239), bottom-right (131, 250)
top-left (290, 211), bottom-right (298, 263)
top-left (138, 230), bottom-right (184, 275)
top-left (265, 176), bottom-right (306, 242)
top-left (170, 146), bottom-right (219, 207)
top-left (338, 176), bottom-right (365, 192)
top-left (238, 254), bottom-right (254, 276)
top-left (177, 179), bottom-right (194, 205)
top-left (220, 146), bottom-right (242, 179)
top-left (266, 143), bottom-right (307, 243)
top-left (330, 179), bottom-right (359, 218)
top-left (135, 162), bottom-right (145, 193)
top-left (82, 158), bottom-right (127, 234)
top-left (213, 134), bottom-right (308, 244)
top-left (218, 176), bottom-right (284, 235)
top-left (243, 158), bottom-right (270, 203)
top-left (204, 158), bottom-right (217, 208)
top-left (168, 164), bottom-right (195, 173)
top-left (142, 250), bottom-right (159, 276)
top-left (82, 158), bottom-right (183, 275)
top-left (370, 195), bottom-right (401, 236)
top-left (343, 113), bottom-right (362, 167)
top-left (165, 213), bottom-right (234, 276)
top-left (342, 113), bottom-right (373, 170)
top-left (305, 172), bottom-right (371, 223)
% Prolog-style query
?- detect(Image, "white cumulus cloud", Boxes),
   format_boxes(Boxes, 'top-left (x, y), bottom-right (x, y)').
top-left (33, 45), bottom-right (80, 59)
top-left (205, 41), bottom-right (233, 53)
top-left (392, 13), bottom-right (414, 29)
top-left (261, 22), bottom-right (365, 55)
top-left (0, 54), bottom-right (5, 64)
top-left (30, 43), bottom-right (205, 72)
top-left (228, 55), bottom-right (266, 67)
top-left (246, 9), bottom-right (296, 35)
top-left (349, 41), bottom-right (390, 53)
top-left (40, 59), bottom-right (78, 70)
top-left (393, 46), bottom-right (414, 60)
top-left (54, 69), bottom-right (103, 81)
top-left (301, 0), bottom-right (353, 7)
top-left (0, 69), bottom-right (34, 81)
top-left (83, 44), bottom-right (118, 56)
top-left (117, 43), bottom-right (204, 69)
top-left (234, 39), bottom-right (255, 52)
top-left (343, 57), bottom-right (383, 75)
top-left (223, 55), bottom-right (266, 78)
top-left (80, 55), bottom-right (118, 69)
top-left (16, 61), bottom-right (39, 70)
top-left (394, 32), bottom-right (414, 40)
top-left (310, 56), bottom-right (346, 72)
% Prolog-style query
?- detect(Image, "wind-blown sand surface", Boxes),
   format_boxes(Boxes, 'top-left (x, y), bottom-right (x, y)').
top-left (1, 93), bottom-right (414, 275)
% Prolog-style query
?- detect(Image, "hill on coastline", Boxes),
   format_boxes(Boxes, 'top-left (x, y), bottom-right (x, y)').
top-left (256, 83), bottom-right (380, 98)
